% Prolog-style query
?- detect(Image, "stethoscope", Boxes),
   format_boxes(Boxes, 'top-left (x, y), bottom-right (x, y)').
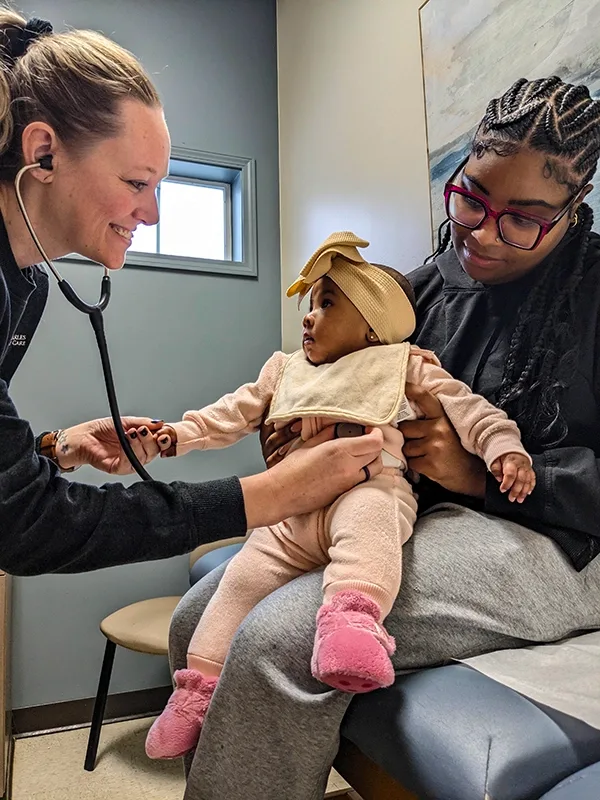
top-left (15, 157), bottom-right (152, 480)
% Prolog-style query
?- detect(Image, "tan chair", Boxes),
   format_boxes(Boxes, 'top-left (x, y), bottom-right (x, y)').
top-left (84, 536), bottom-right (247, 772)
top-left (84, 595), bottom-right (181, 771)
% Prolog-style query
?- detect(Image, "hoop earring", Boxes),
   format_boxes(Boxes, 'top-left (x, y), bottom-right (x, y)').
top-left (571, 212), bottom-right (579, 227)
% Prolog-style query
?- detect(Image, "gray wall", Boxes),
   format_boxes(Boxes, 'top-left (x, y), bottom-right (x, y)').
top-left (10, 0), bottom-right (280, 709)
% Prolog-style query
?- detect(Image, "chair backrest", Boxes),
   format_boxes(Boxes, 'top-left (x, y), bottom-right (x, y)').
top-left (189, 535), bottom-right (248, 569)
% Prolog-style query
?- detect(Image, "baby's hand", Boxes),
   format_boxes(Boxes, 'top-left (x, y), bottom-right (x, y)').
top-left (154, 425), bottom-right (178, 458)
top-left (490, 453), bottom-right (536, 504)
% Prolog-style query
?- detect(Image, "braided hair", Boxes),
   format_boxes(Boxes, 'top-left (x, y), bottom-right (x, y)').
top-left (431, 77), bottom-right (600, 449)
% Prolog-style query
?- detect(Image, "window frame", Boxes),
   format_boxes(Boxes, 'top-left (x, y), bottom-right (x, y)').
top-left (60, 146), bottom-right (258, 278)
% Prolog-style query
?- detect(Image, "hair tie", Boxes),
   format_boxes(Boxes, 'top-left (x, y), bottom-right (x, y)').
top-left (11, 17), bottom-right (53, 59)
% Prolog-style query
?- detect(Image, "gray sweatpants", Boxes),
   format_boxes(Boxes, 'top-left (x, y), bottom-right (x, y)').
top-left (169, 504), bottom-right (600, 800)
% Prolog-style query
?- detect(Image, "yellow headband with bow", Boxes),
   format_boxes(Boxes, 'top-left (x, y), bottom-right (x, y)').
top-left (287, 231), bottom-right (416, 345)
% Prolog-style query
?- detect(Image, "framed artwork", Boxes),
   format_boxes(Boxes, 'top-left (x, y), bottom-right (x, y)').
top-left (420, 0), bottom-right (600, 237)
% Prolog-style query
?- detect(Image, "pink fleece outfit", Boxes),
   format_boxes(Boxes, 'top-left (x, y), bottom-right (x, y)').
top-left (145, 346), bottom-right (531, 757)
top-left (168, 347), bottom-right (529, 676)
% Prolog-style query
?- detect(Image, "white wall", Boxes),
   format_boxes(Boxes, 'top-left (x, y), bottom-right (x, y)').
top-left (277, 0), bottom-right (432, 350)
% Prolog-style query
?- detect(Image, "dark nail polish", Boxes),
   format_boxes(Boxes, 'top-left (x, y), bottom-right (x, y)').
top-left (130, 431), bottom-right (138, 439)
top-left (140, 428), bottom-right (148, 437)
top-left (151, 419), bottom-right (163, 424)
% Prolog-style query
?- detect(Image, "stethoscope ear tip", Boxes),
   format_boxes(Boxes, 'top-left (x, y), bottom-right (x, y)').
top-left (38, 154), bottom-right (53, 171)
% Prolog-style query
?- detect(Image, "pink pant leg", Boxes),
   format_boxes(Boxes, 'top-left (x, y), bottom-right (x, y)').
top-left (322, 470), bottom-right (417, 619)
top-left (187, 514), bottom-right (327, 674)
top-left (310, 471), bottom-right (417, 693)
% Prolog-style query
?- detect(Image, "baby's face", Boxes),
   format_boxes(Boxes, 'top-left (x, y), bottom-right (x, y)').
top-left (302, 277), bottom-right (374, 365)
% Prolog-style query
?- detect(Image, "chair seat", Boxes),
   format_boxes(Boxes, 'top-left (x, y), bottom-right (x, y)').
top-left (100, 596), bottom-right (181, 655)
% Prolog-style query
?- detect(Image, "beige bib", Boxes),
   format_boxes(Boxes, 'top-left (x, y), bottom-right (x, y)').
top-left (267, 343), bottom-right (411, 427)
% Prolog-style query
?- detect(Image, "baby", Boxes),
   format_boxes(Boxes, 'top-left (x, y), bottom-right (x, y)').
top-left (145, 231), bottom-right (535, 760)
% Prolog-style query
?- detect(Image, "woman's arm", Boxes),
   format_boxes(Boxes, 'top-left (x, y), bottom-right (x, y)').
top-left (0, 378), bottom-right (383, 576)
top-left (398, 383), bottom-right (487, 498)
top-left (0, 375), bottom-right (246, 576)
top-left (399, 384), bottom-right (600, 565)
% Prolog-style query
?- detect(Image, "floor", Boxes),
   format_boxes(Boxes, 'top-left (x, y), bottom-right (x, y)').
top-left (10, 717), bottom-right (356, 799)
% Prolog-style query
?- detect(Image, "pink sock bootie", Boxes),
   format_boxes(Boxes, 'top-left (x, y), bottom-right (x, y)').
top-left (145, 669), bottom-right (218, 759)
top-left (311, 590), bottom-right (395, 693)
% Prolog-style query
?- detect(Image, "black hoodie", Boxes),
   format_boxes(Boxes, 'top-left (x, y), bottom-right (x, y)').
top-left (409, 232), bottom-right (600, 571)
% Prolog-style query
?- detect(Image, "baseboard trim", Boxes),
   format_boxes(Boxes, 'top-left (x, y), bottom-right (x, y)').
top-left (12, 685), bottom-right (171, 737)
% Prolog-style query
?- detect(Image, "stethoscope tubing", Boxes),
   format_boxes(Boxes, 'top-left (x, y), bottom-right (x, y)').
top-left (14, 162), bottom-right (152, 481)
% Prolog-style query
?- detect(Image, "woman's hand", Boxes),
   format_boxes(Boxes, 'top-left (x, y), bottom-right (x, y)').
top-left (398, 383), bottom-right (486, 498)
top-left (55, 417), bottom-right (164, 474)
top-left (241, 426), bottom-right (384, 529)
top-left (259, 419), bottom-right (302, 467)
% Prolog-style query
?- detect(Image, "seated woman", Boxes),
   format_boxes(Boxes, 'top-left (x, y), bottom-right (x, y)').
top-left (171, 76), bottom-right (600, 800)
top-left (143, 233), bottom-right (533, 759)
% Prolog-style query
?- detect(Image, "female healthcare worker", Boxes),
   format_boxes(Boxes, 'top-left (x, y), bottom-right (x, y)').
top-left (0, 12), bottom-right (383, 576)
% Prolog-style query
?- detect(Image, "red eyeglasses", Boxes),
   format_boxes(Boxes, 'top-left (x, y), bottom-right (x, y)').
top-left (444, 160), bottom-right (582, 251)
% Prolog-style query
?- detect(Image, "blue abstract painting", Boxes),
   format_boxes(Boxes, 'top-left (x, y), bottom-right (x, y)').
top-left (420, 0), bottom-right (600, 236)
